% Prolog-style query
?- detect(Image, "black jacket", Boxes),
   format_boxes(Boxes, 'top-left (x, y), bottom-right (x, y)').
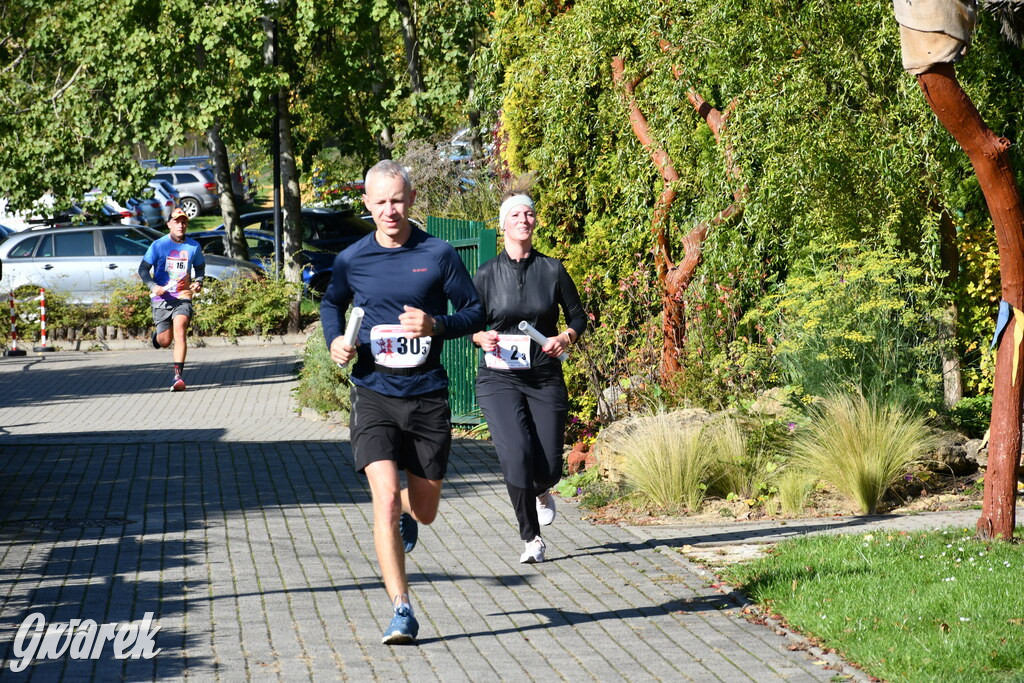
top-left (472, 250), bottom-right (587, 375)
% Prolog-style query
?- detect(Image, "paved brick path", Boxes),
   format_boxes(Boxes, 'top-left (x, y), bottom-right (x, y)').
top-left (2, 342), bottom-right (987, 680)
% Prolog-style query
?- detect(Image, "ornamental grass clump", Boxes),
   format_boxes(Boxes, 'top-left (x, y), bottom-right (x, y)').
top-left (793, 392), bottom-right (938, 514)
top-left (620, 416), bottom-right (712, 511)
top-left (776, 469), bottom-right (814, 515)
top-left (705, 418), bottom-right (780, 501)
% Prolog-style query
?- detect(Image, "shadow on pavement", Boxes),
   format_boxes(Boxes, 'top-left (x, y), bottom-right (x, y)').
top-left (0, 354), bottom-right (297, 408)
top-left (0, 530), bottom-right (207, 680)
top-left (419, 597), bottom-right (735, 644)
top-left (0, 438), bottom-right (370, 676)
top-left (202, 570), bottom-right (538, 606)
top-left (613, 515), bottom-right (907, 547)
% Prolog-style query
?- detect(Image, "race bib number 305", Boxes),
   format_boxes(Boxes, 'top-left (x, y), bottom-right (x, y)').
top-left (371, 324), bottom-right (432, 368)
top-left (484, 334), bottom-right (531, 370)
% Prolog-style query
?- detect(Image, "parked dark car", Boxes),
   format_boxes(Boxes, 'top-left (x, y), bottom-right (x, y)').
top-left (227, 208), bottom-right (375, 254)
top-left (190, 228), bottom-right (336, 293)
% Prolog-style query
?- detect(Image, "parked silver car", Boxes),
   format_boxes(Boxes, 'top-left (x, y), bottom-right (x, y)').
top-left (148, 179), bottom-right (180, 224)
top-left (0, 223), bottom-right (261, 304)
top-left (128, 196), bottom-right (165, 229)
top-left (152, 166), bottom-right (218, 218)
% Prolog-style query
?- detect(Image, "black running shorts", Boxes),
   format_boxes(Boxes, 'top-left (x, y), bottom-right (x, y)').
top-left (349, 384), bottom-right (451, 481)
top-left (152, 299), bottom-right (194, 333)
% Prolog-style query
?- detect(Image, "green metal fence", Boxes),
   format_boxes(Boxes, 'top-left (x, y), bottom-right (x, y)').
top-left (426, 216), bottom-right (497, 424)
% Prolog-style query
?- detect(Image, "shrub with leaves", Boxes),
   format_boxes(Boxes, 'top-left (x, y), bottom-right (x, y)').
top-left (760, 243), bottom-right (947, 407)
top-left (192, 276), bottom-right (298, 338)
top-left (793, 392), bottom-right (939, 514)
top-left (293, 322), bottom-right (352, 418)
top-left (477, 0), bottom-right (1024, 415)
top-left (0, 285), bottom-right (95, 345)
top-left (705, 417), bottom-right (783, 501)
top-left (397, 139), bottom-right (505, 224)
top-left (949, 394), bottom-right (992, 439)
top-left (105, 277), bottom-right (152, 331)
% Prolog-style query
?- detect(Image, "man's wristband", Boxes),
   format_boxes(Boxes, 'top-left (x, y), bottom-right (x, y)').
top-left (432, 316), bottom-right (446, 337)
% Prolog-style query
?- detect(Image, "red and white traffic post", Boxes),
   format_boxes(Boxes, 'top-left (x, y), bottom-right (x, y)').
top-left (32, 288), bottom-right (55, 353)
top-left (4, 291), bottom-right (27, 357)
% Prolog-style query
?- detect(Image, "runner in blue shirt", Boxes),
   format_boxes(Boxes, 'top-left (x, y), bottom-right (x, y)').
top-left (321, 160), bottom-right (483, 645)
top-left (138, 207), bottom-right (205, 391)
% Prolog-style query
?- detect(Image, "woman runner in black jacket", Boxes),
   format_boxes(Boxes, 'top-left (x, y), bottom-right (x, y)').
top-left (472, 192), bottom-right (587, 563)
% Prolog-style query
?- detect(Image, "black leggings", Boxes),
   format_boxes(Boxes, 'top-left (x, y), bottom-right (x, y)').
top-left (476, 372), bottom-right (568, 541)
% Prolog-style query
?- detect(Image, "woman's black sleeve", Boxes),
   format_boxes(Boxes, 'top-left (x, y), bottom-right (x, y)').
top-left (556, 263), bottom-right (587, 340)
top-left (472, 266), bottom-right (490, 331)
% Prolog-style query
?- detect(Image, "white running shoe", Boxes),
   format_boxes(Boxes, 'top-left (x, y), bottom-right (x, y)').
top-left (536, 490), bottom-right (556, 526)
top-left (520, 536), bottom-right (546, 564)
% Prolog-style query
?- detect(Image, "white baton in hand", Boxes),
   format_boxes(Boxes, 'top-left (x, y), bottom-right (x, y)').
top-left (338, 307), bottom-right (364, 367)
top-left (518, 320), bottom-right (568, 362)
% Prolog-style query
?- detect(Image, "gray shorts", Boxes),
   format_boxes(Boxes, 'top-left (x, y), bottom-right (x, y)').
top-left (152, 299), bottom-right (194, 333)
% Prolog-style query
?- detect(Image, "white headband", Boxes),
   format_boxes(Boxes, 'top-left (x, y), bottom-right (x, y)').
top-left (499, 194), bottom-right (535, 231)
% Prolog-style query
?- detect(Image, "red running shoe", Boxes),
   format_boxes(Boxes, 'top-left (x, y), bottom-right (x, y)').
top-left (171, 374), bottom-right (186, 392)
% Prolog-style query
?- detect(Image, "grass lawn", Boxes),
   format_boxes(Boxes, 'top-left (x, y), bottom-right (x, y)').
top-left (185, 214), bottom-right (222, 232)
top-left (185, 185), bottom-right (273, 233)
top-left (720, 528), bottom-right (1024, 681)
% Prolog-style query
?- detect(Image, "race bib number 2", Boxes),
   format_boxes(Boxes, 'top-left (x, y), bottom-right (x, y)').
top-left (371, 324), bottom-right (432, 368)
top-left (484, 334), bottom-right (532, 370)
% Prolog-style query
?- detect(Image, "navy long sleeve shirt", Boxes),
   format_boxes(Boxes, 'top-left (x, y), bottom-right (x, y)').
top-left (320, 228), bottom-right (483, 397)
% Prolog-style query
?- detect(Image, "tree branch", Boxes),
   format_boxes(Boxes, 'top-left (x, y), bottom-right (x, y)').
top-left (1, 47), bottom-right (27, 76)
top-left (611, 55), bottom-right (678, 277)
top-left (49, 63), bottom-right (85, 104)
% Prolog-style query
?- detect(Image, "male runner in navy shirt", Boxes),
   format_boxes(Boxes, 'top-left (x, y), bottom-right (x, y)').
top-left (321, 160), bottom-right (483, 645)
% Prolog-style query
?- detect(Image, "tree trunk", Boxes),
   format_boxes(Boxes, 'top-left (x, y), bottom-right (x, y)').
top-left (393, 0), bottom-right (425, 95)
top-left (467, 108), bottom-right (483, 158)
top-left (939, 303), bottom-right (963, 408)
top-left (466, 39), bottom-right (484, 158)
top-left (612, 56), bottom-right (682, 377)
top-left (937, 207), bottom-right (962, 408)
top-left (918, 63), bottom-right (1024, 540)
top-left (378, 126), bottom-right (394, 161)
top-left (278, 90), bottom-right (303, 334)
top-left (369, 23), bottom-right (394, 161)
top-left (207, 124), bottom-right (248, 262)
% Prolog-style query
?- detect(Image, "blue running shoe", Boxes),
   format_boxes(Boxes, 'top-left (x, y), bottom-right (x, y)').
top-left (399, 513), bottom-right (418, 553)
top-left (381, 605), bottom-right (419, 645)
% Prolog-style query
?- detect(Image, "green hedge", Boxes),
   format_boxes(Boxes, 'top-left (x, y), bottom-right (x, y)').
top-left (293, 322), bottom-right (352, 418)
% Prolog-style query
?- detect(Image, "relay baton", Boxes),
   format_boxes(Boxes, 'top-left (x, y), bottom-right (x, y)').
top-left (518, 320), bottom-right (568, 362)
top-left (337, 307), bottom-right (364, 367)
top-left (342, 307), bottom-right (364, 347)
